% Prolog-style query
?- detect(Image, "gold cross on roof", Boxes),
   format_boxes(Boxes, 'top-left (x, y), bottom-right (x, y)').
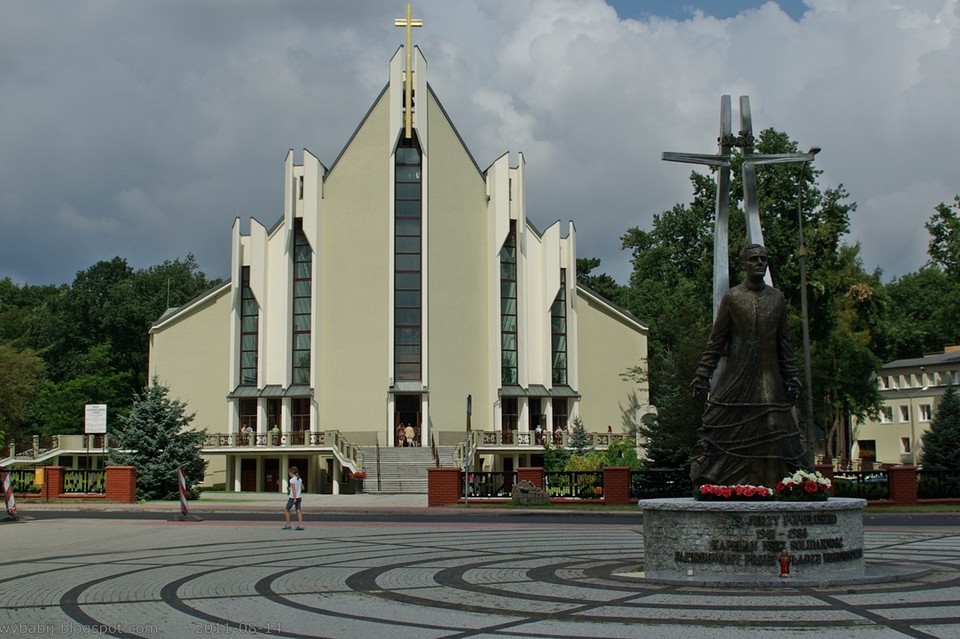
top-left (394, 4), bottom-right (422, 139)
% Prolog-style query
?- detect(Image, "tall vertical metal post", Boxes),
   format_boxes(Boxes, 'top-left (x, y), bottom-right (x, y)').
top-left (796, 148), bottom-right (820, 464)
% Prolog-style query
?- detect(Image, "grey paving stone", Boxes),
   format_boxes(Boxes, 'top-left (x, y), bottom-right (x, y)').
top-left (0, 512), bottom-right (957, 638)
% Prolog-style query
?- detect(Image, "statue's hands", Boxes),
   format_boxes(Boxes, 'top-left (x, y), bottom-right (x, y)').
top-left (690, 374), bottom-right (711, 396)
top-left (785, 378), bottom-right (801, 405)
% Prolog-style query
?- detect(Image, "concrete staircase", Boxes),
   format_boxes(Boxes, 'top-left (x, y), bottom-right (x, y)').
top-left (361, 445), bottom-right (457, 494)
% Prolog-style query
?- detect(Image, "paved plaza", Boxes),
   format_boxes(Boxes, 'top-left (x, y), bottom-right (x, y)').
top-left (1, 499), bottom-right (959, 638)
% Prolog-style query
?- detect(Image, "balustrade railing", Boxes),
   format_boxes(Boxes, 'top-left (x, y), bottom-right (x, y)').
top-left (200, 429), bottom-right (362, 474)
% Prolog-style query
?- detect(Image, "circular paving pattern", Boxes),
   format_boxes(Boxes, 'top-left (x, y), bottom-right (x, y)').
top-left (0, 519), bottom-right (958, 638)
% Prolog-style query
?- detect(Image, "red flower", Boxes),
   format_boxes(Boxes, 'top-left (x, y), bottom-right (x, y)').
top-left (776, 481), bottom-right (785, 491)
top-left (803, 480), bottom-right (818, 493)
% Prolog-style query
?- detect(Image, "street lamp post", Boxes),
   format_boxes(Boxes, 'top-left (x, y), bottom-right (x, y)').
top-left (796, 147), bottom-right (820, 465)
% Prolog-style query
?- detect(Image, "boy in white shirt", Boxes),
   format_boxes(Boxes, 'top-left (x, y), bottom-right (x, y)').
top-left (282, 466), bottom-right (304, 530)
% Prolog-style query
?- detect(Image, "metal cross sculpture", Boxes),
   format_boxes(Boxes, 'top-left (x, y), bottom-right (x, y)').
top-left (394, 3), bottom-right (423, 139)
top-left (663, 95), bottom-right (818, 317)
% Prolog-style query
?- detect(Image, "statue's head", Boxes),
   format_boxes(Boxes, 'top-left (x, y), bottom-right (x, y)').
top-left (740, 244), bottom-right (768, 281)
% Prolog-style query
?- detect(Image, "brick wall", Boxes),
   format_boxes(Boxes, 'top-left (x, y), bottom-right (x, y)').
top-left (888, 465), bottom-right (918, 505)
top-left (517, 467), bottom-right (544, 488)
top-left (105, 466), bottom-right (137, 503)
top-left (816, 463), bottom-right (835, 496)
top-left (39, 466), bottom-right (64, 501)
top-left (603, 467), bottom-right (631, 505)
top-left (427, 467), bottom-right (462, 506)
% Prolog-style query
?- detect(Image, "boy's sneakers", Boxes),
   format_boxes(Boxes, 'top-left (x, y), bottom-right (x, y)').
top-left (295, 526), bottom-right (304, 531)
top-left (281, 525), bottom-right (292, 530)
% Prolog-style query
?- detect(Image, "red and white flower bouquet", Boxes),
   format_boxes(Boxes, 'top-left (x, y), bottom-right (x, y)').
top-left (775, 470), bottom-right (831, 501)
top-left (696, 483), bottom-right (774, 501)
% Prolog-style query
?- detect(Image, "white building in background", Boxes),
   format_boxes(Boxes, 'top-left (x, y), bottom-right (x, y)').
top-left (851, 346), bottom-right (960, 467)
top-left (148, 20), bottom-right (648, 492)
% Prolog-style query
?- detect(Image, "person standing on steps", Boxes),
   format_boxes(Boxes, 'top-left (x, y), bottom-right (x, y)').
top-left (282, 466), bottom-right (304, 531)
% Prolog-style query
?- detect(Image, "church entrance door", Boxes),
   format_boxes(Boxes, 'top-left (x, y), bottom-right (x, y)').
top-left (394, 394), bottom-right (422, 446)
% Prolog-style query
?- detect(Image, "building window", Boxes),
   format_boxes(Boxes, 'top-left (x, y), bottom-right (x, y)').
top-left (239, 399), bottom-right (257, 434)
top-left (239, 266), bottom-right (258, 385)
top-left (501, 221), bottom-right (518, 385)
top-left (551, 269), bottom-right (568, 385)
top-left (899, 405), bottom-right (910, 422)
top-left (879, 406), bottom-right (894, 423)
top-left (395, 140), bottom-right (422, 381)
top-left (266, 398), bottom-right (280, 433)
top-left (919, 404), bottom-right (932, 421)
top-left (292, 219), bottom-right (312, 385)
top-left (857, 440), bottom-right (876, 462)
top-left (291, 398), bottom-right (309, 444)
top-left (900, 437), bottom-right (912, 454)
top-left (552, 397), bottom-right (568, 434)
top-left (502, 398), bottom-right (518, 442)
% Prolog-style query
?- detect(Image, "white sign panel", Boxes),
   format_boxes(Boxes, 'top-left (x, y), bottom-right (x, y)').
top-left (84, 404), bottom-right (107, 434)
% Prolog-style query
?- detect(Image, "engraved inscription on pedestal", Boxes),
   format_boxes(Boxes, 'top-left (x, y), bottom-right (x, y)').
top-left (640, 498), bottom-right (867, 583)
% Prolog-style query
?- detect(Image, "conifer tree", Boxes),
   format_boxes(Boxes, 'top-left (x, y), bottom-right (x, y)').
top-left (569, 416), bottom-right (593, 455)
top-left (920, 386), bottom-right (960, 470)
top-left (110, 378), bottom-right (207, 500)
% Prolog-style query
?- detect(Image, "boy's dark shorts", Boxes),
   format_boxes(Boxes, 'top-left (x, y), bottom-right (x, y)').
top-left (285, 498), bottom-right (302, 511)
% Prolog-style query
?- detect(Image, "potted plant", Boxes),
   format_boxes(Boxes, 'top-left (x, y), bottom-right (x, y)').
top-left (349, 470), bottom-right (367, 493)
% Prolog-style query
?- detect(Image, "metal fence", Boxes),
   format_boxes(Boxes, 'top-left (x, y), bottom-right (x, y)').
top-left (544, 471), bottom-right (604, 499)
top-left (832, 470), bottom-right (890, 500)
top-left (630, 468), bottom-right (692, 499)
top-left (455, 466), bottom-right (960, 502)
top-left (62, 469), bottom-right (105, 494)
top-left (3, 469), bottom-right (38, 493)
top-left (464, 471), bottom-right (516, 498)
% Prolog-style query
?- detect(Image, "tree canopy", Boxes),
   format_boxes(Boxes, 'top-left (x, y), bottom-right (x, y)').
top-left (583, 128), bottom-right (917, 465)
top-left (0, 254), bottom-right (218, 448)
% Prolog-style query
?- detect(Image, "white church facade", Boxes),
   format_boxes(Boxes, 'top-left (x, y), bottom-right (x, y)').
top-left (148, 23), bottom-right (648, 493)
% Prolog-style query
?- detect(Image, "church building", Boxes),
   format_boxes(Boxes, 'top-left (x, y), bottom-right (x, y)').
top-left (148, 8), bottom-right (648, 493)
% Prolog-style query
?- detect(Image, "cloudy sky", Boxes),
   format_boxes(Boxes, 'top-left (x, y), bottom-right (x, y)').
top-left (1, 0), bottom-right (957, 286)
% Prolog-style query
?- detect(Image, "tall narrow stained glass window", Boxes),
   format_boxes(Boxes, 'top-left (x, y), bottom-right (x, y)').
top-left (395, 139), bottom-right (422, 381)
top-left (500, 221), bottom-right (518, 384)
top-left (239, 266), bottom-right (258, 385)
top-left (551, 269), bottom-right (567, 385)
top-left (292, 219), bottom-right (312, 385)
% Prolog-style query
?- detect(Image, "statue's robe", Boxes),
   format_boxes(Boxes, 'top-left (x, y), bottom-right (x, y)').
top-left (690, 280), bottom-right (807, 488)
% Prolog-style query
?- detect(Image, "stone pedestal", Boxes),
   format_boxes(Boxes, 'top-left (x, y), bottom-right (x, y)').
top-left (639, 498), bottom-right (868, 585)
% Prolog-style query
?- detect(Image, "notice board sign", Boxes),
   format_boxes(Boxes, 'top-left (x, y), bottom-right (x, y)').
top-left (84, 404), bottom-right (108, 434)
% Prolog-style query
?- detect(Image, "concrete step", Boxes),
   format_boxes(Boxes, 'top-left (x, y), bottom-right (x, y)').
top-left (359, 445), bottom-right (458, 494)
